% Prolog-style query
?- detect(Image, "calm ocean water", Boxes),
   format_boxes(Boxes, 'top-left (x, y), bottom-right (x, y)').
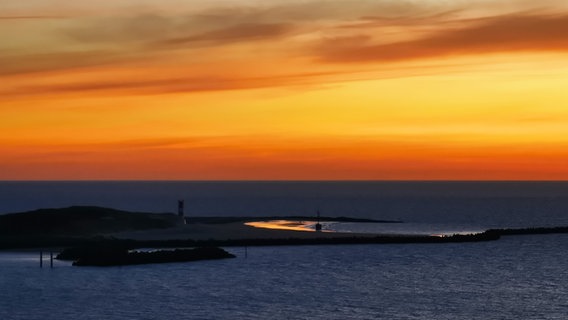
top-left (1, 181), bottom-right (568, 319)
top-left (1, 235), bottom-right (567, 320)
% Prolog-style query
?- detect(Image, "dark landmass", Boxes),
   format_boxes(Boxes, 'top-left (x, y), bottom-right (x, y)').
top-left (0, 206), bottom-right (183, 236)
top-left (2, 230), bottom-right (502, 251)
top-left (487, 226), bottom-right (568, 236)
top-left (1, 206), bottom-right (568, 250)
top-left (0, 206), bottom-right (398, 238)
top-left (57, 246), bottom-right (235, 267)
top-left (56, 243), bottom-right (131, 260)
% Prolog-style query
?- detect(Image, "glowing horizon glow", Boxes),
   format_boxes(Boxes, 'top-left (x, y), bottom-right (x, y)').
top-left (3, 1), bottom-right (568, 180)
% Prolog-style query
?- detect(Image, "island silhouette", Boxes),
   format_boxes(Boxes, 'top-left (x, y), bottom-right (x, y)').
top-left (1, 206), bottom-right (567, 266)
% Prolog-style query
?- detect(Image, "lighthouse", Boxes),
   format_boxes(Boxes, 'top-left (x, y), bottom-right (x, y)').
top-left (178, 200), bottom-right (186, 224)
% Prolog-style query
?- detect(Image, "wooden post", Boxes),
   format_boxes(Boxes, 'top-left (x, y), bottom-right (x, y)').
top-left (39, 250), bottom-right (43, 268)
top-left (50, 252), bottom-right (54, 268)
top-left (245, 246), bottom-right (248, 259)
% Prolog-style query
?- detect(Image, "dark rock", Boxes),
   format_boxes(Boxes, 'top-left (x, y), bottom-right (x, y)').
top-left (60, 246), bottom-right (235, 267)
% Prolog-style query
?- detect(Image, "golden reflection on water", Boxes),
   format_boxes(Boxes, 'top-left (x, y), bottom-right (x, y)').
top-left (245, 220), bottom-right (319, 232)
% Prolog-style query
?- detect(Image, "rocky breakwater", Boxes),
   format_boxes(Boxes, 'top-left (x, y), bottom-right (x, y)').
top-left (57, 246), bottom-right (235, 267)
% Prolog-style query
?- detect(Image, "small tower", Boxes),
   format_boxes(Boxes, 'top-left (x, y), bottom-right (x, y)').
top-left (315, 209), bottom-right (322, 232)
top-left (178, 200), bottom-right (186, 224)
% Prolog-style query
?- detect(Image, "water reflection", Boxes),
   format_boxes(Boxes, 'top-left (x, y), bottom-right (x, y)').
top-left (246, 220), bottom-right (485, 236)
top-left (245, 220), bottom-right (326, 232)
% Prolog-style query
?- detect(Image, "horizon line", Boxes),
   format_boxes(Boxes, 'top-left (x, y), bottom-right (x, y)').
top-left (2, 179), bottom-right (568, 183)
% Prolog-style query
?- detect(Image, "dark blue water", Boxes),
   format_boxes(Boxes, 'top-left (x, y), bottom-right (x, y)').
top-left (2, 181), bottom-right (568, 229)
top-left (1, 235), bottom-right (567, 320)
top-left (1, 181), bottom-right (568, 319)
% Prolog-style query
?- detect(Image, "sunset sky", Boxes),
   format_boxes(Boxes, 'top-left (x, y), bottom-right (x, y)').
top-left (3, 0), bottom-right (568, 180)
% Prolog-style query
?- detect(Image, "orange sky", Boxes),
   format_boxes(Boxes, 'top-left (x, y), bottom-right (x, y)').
top-left (3, 0), bottom-right (568, 180)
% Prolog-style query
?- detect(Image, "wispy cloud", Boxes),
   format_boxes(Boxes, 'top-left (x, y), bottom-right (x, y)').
top-left (0, 51), bottom-right (125, 76)
top-left (338, 9), bottom-right (464, 28)
top-left (0, 15), bottom-right (67, 20)
top-left (317, 14), bottom-right (568, 63)
top-left (162, 23), bottom-right (295, 46)
top-left (4, 2), bottom-right (568, 96)
top-left (0, 70), bottom-right (349, 99)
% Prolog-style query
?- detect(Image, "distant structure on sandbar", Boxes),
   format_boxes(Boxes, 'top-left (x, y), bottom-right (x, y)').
top-left (178, 200), bottom-right (187, 224)
top-left (315, 210), bottom-right (322, 232)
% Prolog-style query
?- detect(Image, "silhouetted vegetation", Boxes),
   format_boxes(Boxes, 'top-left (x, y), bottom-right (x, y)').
top-left (0, 206), bottom-right (182, 236)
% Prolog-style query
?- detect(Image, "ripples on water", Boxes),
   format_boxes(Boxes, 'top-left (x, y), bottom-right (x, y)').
top-left (1, 182), bottom-right (568, 319)
top-left (1, 234), bottom-right (567, 320)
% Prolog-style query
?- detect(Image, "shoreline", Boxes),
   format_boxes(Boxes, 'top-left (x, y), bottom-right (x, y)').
top-left (2, 227), bottom-right (568, 251)
top-left (1, 206), bottom-right (568, 250)
top-left (4, 224), bottom-right (568, 251)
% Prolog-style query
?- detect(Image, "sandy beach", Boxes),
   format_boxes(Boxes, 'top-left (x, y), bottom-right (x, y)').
top-left (109, 222), bottom-right (377, 242)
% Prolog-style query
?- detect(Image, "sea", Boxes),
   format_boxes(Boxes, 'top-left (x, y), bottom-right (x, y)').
top-left (1, 181), bottom-right (567, 319)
